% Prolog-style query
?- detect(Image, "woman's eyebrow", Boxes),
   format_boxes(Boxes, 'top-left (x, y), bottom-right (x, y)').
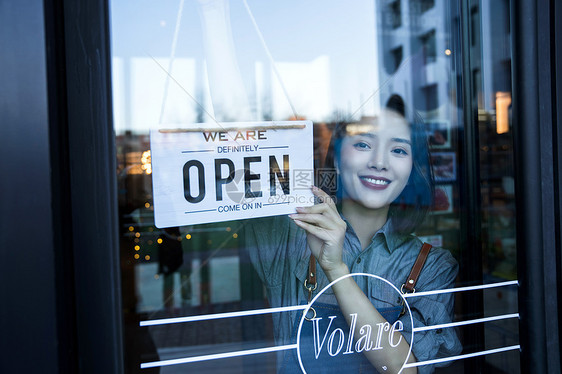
top-left (391, 137), bottom-right (412, 145)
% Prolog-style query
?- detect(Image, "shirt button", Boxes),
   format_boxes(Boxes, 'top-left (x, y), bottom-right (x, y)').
top-left (356, 258), bottom-right (361, 264)
top-left (436, 328), bottom-right (443, 334)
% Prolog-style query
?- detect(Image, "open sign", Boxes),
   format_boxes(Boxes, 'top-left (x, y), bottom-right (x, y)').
top-left (150, 121), bottom-right (314, 228)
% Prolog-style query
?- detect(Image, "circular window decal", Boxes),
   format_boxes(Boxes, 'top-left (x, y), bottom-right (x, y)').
top-left (295, 273), bottom-right (414, 374)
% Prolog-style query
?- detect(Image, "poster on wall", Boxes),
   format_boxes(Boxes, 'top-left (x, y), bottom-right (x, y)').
top-left (433, 185), bottom-right (454, 214)
top-left (427, 120), bottom-right (451, 149)
top-left (431, 152), bottom-right (457, 182)
top-left (150, 121), bottom-right (315, 228)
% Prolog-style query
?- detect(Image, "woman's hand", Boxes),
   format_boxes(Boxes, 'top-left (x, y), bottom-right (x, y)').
top-left (289, 186), bottom-right (348, 279)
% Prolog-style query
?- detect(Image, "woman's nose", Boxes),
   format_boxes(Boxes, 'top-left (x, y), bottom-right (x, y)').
top-left (367, 150), bottom-right (388, 170)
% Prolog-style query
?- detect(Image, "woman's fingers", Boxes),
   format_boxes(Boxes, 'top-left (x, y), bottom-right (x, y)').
top-left (292, 219), bottom-right (334, 242)
top-left (311, 185), bottom-right (336, 206)
top-left (291, 186), bottom-right (344, 233)
top-left (294, 205), bottom-right (342, 228)
top-left (295, 203), bottom-right (331, 215)
top-left (300, 205), bottom-right (340, 222)
top-left (290, 212), bottom-right (336, 229)
top-left (290, 213), bottom-right (346, 246)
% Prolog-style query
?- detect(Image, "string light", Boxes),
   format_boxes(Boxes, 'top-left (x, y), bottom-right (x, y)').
top-left (141, 150), bottom-right (152, 174)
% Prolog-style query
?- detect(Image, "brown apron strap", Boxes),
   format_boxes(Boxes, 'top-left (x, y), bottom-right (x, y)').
top-left (304, 255), bottom-right (318, 306)
top-left (308, 254), bottom-right (317, 287)
top-left (402, 242), bottom-right (432, 293)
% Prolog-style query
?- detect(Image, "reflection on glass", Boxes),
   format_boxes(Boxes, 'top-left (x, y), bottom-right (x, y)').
top-left (473, 0), bottom-right (517, 372)
top-left (111, 0), bottom-right (518, 372)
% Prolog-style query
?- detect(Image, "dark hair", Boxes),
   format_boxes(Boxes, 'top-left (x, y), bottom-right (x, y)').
top-left (320, 109), bottom-right (434, 234)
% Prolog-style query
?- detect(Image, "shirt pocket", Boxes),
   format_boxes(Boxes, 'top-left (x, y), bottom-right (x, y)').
top-left (368, 278), bottom-right (402, 309)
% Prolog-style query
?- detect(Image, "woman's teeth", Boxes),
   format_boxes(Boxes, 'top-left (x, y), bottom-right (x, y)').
top-left (361, 177), bottom-right (389, 185)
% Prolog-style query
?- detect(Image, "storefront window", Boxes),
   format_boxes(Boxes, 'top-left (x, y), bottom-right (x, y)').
top-left (110, 0), bottom-right (518, 372)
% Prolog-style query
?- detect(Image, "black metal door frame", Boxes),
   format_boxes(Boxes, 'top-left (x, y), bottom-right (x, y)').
top-left (512, 0), bottom-right (561, 372)
top-left (2, 0), bottom-right (123, 373)
top-left (47, 0), bottom-right (124, 372)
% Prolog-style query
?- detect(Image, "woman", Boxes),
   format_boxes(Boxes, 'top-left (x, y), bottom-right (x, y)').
top-left (245, 109), bottom-right (461, 373)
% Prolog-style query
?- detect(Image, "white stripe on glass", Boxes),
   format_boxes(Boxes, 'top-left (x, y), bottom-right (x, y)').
top-left (404, 345), bottom-right (520, 368)
top-left (140, 344), bottom-right (297, 369)
top-left (140, 305), bottom-right (307, 326)
top-left (404, 280), bottom-right (518, 298)
top-left (413, 313), bottom-right (519, 332)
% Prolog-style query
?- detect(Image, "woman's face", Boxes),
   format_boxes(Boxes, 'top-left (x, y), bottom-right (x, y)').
top-left (337, 111), bottom-right (413, 210)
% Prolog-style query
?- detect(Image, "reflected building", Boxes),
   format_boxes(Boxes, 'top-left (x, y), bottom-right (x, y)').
top-left (374, 0), bottom-right (452, 122)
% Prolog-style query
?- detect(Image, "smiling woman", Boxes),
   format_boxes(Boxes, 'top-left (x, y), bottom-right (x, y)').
top-left (245, 109), bottom-right (461, 373)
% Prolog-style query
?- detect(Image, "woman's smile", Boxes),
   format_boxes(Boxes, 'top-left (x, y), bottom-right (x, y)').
top-left (359, 176), bottom-right (391, 189)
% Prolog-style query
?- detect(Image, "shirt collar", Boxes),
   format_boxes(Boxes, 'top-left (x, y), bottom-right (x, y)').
top-left (341, 214), bottom-right (408, 254)
top-left (371, 218), bottom-right (410, 254)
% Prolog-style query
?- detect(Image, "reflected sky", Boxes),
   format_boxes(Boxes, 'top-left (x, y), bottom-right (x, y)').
top-left (110, 0), bottom-right (382, 132)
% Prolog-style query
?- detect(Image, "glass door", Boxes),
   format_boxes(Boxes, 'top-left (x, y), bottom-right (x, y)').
top-left (109, 0), bottom-right (519, 372)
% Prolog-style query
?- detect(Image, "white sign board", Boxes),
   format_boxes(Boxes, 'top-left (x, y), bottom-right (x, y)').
top-left (150, 121), bottom-right (315, 228)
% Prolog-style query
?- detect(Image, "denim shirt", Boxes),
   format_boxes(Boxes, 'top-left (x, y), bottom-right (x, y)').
top-left (244, 215), bottom-right (462, 373)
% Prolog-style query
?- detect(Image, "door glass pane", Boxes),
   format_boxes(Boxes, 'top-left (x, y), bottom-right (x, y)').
top-left (110, 0), bottom-right (518, 372)
top-left (474, 0), bottom-right (518, 371)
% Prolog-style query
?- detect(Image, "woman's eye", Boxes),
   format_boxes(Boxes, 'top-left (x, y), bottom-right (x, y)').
top-left (392, 148), bottom-right (409, 156)
top-left (353, 141), bottom-right (371, 150)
